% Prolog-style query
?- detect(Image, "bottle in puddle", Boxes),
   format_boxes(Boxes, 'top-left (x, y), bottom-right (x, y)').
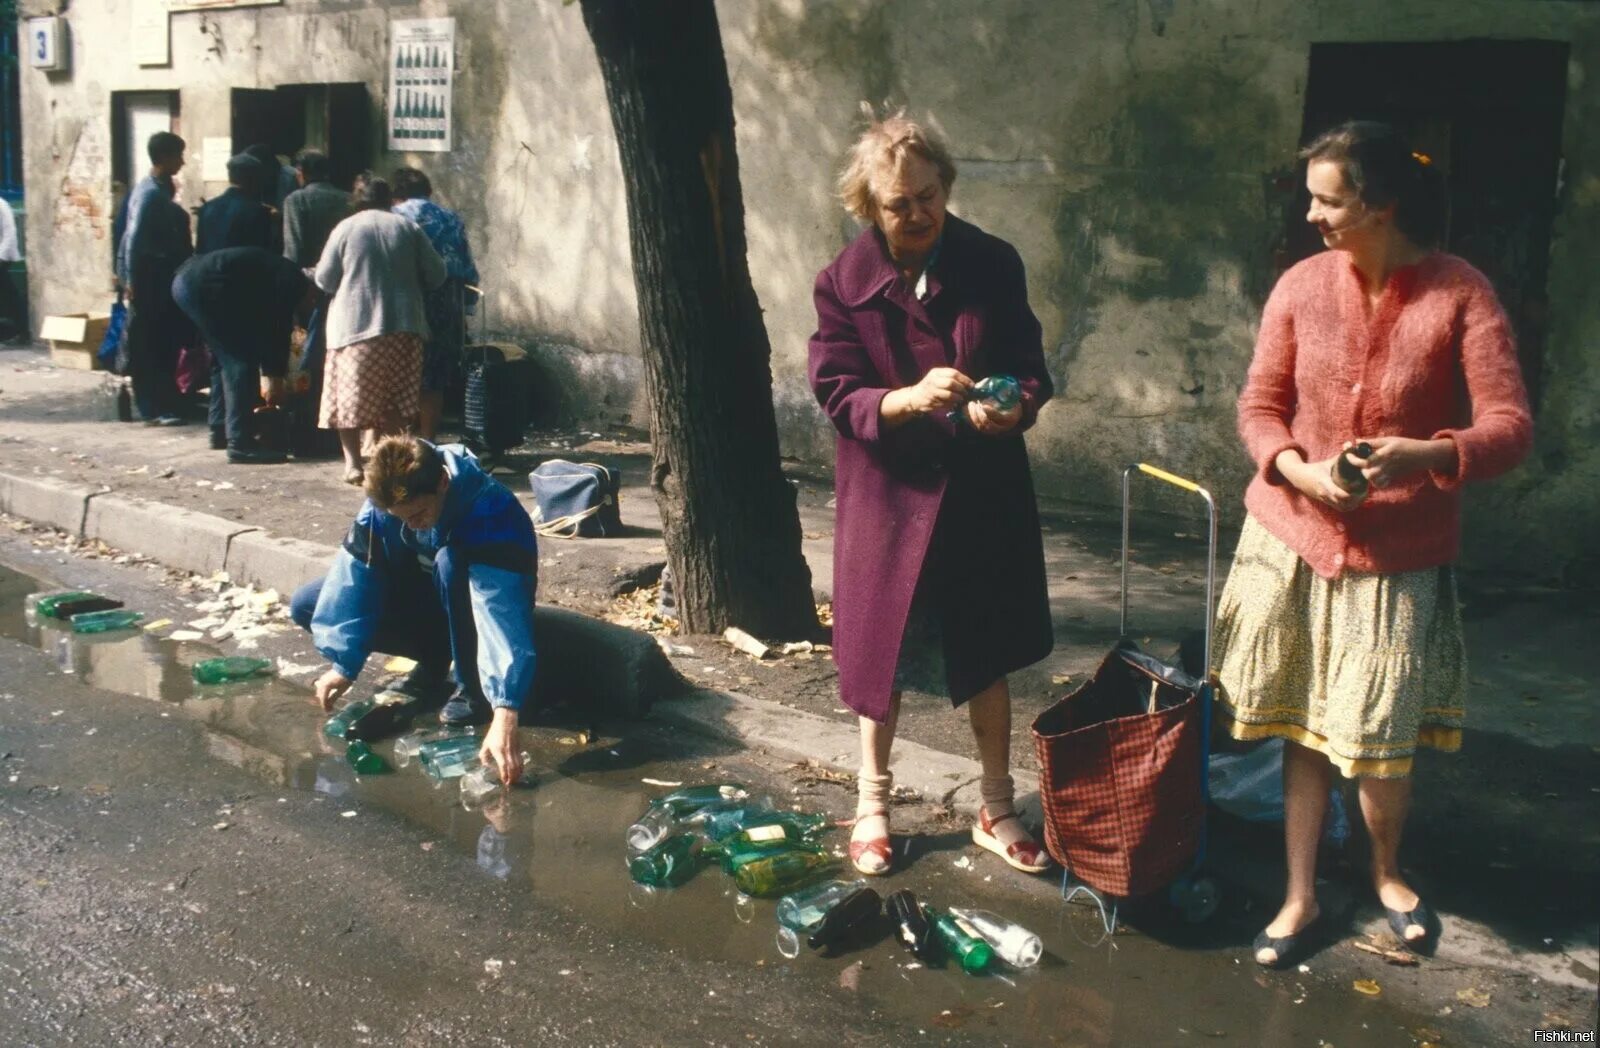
top-left (459, 753), bottom-right (533, 807)
top-left (775, 878), bottom-right (870, 957)
top-left (927, 905), bottom-right (994, 974)
top-left (625, 784), bottom-right (752, 854)
top-left (729, 849), bottom-right (840, 898)
top-left (322, 698), bottom-right (378, 741)
top-left (192, 656), bottom-right (273, 685)
top-left (346, 740), bottom-right (390, 775)
top-left (418, 734), bottom-right (483, 781)
top-left (628, 833), bottom-right (711, 889)
top-left (715, 830), bottom-right (826, 874)
top-left (32, 591), bottom-right (123, 621)
top-left (946, 907), bottom-right (1043, 968)
top-left (69, 609), bottom-right (144, 634)
top-left (696, 807), bottom-right (831, 843)
top-left (394, 727), bottom-right (475, 768)
top-left (886, 889), bottom-right (938, 962)
top-left (1331, 441), bottom-right (1374, 499)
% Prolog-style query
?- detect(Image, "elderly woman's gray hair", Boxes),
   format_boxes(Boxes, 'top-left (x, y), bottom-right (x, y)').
top-left (837, 111), bottom-right (957, 222)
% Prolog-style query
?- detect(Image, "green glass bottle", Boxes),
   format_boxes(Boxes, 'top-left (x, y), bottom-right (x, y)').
top-left (730, 849), bottom-right (840, 898)
top-left (716, 831), bottom-right (825, 875)
top-left (628, 833), bottom-right (711, 888)
top-left (697, 807), bottom-right (831, 843)
top-left (928, 906), bottom-right (994, 974)
top-left (34, 591), bottom-right (123, 620)
top-left (322, 698), bottom-right (377, 741)
top-left (653, 783), bottom-right (750, 816)
top-left (346, 740), bottom-right (390, 775)
top-left (70, 609), bottom-right (144, 633)
top-left (192, 656), bottom-right (273, 685)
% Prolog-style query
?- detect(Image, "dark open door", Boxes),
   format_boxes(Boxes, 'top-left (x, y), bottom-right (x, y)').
top-left (1284, 40), bottom-right (1568, 407)
top-left (230, 87), bottom-right (284, 157)
top-left (326, 83), bottom-right (372, 191)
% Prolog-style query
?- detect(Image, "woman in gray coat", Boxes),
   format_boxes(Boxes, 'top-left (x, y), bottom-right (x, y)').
top-left (315, 174), bottom-right (447, 483)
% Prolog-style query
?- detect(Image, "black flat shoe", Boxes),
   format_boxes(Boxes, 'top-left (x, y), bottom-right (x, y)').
top-left (1253, 915), bottom-right (1323, 970)
top-left (1385, 899), bottom-right (1440, 954)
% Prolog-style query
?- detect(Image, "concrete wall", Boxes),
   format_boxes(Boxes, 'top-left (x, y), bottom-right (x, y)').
top-left (17, 0), bottom-right (1600, 584)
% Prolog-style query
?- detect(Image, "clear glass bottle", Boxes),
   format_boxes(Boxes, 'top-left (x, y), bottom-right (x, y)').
top-left (459, 752), bottom-right (532, 808)
top-left (418, 734), bottom-right (482, 782)
top-left (946, 907), bottom-right (1043, 968)
top-left (394, 727), bottom-right (475, 768)
top-left (775, 878), bottom-right (869, 957)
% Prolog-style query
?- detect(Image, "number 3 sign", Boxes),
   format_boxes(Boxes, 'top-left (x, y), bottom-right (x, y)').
top-left (26, 17), bottom-right (68, 72)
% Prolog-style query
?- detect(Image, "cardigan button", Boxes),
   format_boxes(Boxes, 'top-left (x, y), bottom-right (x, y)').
top-left (1350, 382), bottom-right (1362, 394)
top-left (1333, 553), bottom-right (1346, 567)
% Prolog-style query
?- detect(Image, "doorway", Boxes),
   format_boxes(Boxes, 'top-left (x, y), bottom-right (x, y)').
top-left (1283, 40), bottom-right (1568, 406)
top-left (229, 83), bottom-right (372, 190)
top-left (110, 90), bottom-right (180, 271)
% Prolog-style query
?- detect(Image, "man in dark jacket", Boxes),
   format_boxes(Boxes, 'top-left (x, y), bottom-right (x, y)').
top-left (282, 150), bottom-right (350, 267)
top-left (117, 131), bottom-right (193, 424)
top-left (196, 155), bottom-right (275, 255)
top-left (171, 247), bottom-right (314, 463)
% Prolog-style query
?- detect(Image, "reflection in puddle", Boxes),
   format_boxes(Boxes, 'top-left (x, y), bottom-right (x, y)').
top-left (0, 563), bottom-right (1449, 1045)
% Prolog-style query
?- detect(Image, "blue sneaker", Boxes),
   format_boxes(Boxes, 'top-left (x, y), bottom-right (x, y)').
top-left (439, 688), bottom-right (492, 727)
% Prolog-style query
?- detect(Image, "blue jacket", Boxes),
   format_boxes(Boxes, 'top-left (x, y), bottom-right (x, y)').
top-left (196, 187), bottom-right (276, 255)
top-left (311, 445), bottom-right (538, 710)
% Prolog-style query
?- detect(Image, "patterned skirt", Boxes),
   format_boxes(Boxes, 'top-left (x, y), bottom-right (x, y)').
top-left (319, 332), bottom-right (423, 430)
top-left (1213, 515), bottom-right (1466, 779)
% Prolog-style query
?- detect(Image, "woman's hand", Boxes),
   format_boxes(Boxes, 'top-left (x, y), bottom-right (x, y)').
top-left (905, 367), bottom-right (974, 415)
top-left (965, 397), bottom-right (1023, 435)
top-left (1349, 436), bottom-right (1455, 489)
top-left (1276, 449), bottom-right (1363, 513)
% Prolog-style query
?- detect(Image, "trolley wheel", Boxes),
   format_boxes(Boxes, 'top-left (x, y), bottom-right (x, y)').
top-left (1168, 875), bottom-right (1220, 923)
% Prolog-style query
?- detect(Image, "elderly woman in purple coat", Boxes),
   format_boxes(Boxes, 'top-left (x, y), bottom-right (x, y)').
top-left (808, 113), bottom-right (1055, 877)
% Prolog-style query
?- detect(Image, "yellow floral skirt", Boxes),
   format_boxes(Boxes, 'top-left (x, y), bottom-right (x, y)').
top-left (1214, 515), bottom-right (1466, 779)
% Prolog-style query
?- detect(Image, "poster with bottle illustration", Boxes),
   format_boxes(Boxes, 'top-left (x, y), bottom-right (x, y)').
top-left (387, 18), bottom-right (454, 152)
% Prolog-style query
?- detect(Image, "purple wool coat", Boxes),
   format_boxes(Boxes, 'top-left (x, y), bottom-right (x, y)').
top-left (808, 215), bottom-right (1055, 724)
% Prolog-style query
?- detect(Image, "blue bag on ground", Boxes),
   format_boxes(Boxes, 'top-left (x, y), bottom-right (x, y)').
top-left (98, 298), bottom-right (128, 373)
top-left (528, 460), bottom-right (621, 538)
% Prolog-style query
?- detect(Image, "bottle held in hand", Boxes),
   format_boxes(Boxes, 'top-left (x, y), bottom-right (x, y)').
top-left (1331, 441), bottom-right (1374, 498)
top-left (947, 373), bottom-right (1022, 427)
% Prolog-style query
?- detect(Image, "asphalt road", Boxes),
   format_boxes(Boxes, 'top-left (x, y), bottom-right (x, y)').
top-left (1, 530), bottom-right (1590, 1047)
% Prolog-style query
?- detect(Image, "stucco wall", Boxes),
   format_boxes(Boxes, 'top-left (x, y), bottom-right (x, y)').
top-left (17, 0), bottom-right (1600, 584)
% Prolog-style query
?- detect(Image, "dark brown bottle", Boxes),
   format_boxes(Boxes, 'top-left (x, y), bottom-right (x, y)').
top-left (886, 889), bottom-right (938, 962)
top-left (1332, 441), bottom-right (1373, 494)
top-left (805, 887), bottom-right (882, 952)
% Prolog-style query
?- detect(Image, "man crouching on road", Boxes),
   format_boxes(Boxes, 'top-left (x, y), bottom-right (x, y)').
top-left (290, 436), bottom-right (536, 784)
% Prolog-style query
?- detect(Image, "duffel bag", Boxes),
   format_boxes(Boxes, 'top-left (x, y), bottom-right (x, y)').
top-left (529, 459), bottom-right (622, 538)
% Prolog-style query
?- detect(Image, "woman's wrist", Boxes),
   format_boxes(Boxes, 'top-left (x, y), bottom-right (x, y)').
top-left (879, 387), bottom-right (921, 428)
top-left (1274, 448), bottom-right (1307, 484)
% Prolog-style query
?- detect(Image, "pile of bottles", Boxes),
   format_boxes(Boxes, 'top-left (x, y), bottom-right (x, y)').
top-left (772, 881), bottom-right (1042, 975)
top-left (626, 783), bottom-right (842, 898)
top-left (628, 782), bottom-right (1046, 977)
top-left (26, 590), bottom-right (143, 633)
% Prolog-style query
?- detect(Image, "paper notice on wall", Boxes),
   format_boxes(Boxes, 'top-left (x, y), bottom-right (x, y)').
top-left (133, 0), bottom-right (171, 67)
top-left (387, 18), bottom-right (454, 153)
top-left (202, 137), bottom-right (233, 183)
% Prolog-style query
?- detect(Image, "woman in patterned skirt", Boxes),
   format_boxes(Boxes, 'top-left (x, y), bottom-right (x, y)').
top-left (315, 174), bottom-right (447, 483)
top-left (1217, 121), bottom-right (1532, 967)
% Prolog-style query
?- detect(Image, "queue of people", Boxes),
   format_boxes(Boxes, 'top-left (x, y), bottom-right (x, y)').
top-left (114, 133), bottom-right (478, 480)
top-left (105, 112), bottom-right (1530, 971)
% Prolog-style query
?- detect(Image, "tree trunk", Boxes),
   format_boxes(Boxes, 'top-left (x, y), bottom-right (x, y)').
top-left (579, 0), bottom-right (817, 639)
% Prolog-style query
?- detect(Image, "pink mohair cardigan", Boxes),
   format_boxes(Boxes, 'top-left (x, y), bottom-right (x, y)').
top-left (1238, 250), bottom-right (1533, 579)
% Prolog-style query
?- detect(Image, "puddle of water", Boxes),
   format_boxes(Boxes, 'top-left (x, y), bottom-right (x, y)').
top-left (0, 562), bottom-right (1459, 1044)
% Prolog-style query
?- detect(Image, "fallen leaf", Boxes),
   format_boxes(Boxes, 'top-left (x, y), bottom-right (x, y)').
top-left (1352, 979), bottom-right (1381, 997)
top-left (1456, 987), bottom-right (1491, 1008)
top-left (640, 777), bottom-right (683, 787)
top-left (838, 960), bottom-right (863, 992)
top-left (384, 656), bottom-right (418, 673)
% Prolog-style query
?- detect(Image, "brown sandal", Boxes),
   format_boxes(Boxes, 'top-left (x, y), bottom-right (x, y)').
top-left (849, 811), bottom-right (892, 876)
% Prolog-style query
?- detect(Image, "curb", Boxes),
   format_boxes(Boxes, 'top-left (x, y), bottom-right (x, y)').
top-left (0, 472), bottom-right (96, 536)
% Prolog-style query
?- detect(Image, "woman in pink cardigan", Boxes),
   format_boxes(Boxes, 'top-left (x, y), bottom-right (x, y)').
top-left (1217, 121), bottom-right (1532, 968)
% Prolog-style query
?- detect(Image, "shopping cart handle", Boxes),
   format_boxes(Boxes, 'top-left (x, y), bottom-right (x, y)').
top-left (1136, 463), bottom-right (1207, 497)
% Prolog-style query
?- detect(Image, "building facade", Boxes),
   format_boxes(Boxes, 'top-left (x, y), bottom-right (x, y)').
top-left (16, 0), bottom-right (1600, 584)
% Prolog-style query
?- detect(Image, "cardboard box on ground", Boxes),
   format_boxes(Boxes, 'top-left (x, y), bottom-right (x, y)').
top-left (39, 312), bottom-right (113, 370)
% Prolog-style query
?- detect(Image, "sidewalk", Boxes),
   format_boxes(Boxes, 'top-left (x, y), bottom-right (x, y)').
top-left (2, 345), bottom-right (1597, 994)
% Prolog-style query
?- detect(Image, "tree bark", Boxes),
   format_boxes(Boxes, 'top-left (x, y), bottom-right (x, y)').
top-left (579, 0), bottom-right (817, 639)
